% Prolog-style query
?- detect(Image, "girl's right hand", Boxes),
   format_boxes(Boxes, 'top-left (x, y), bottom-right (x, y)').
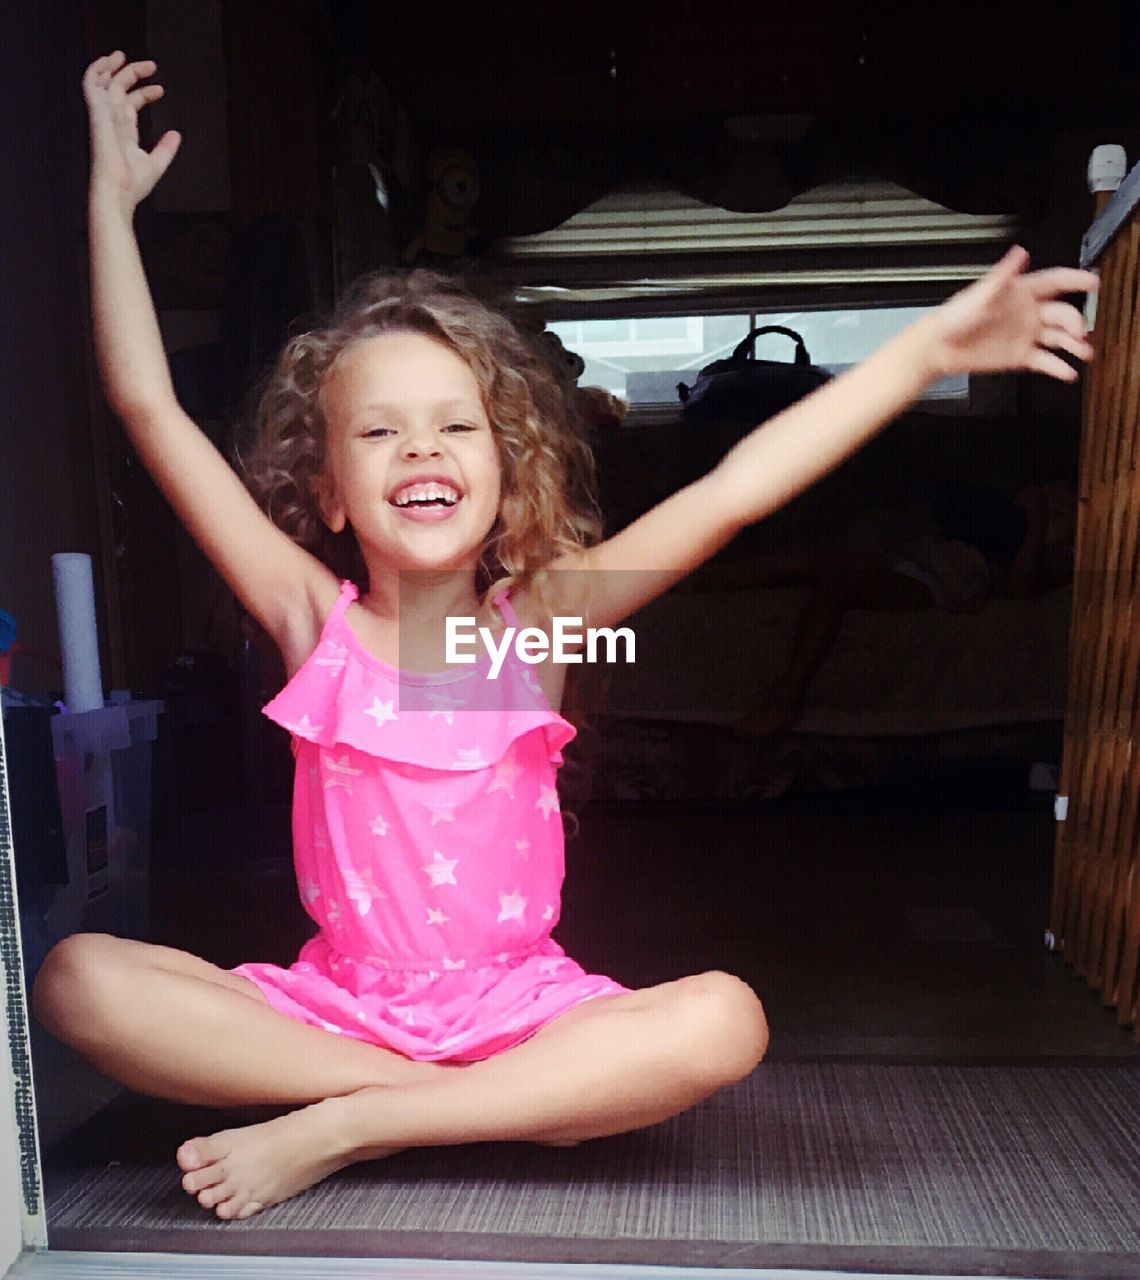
top-left (82, 51), bottom-right (180, 212)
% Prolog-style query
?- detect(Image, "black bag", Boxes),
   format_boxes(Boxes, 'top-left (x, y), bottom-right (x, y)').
top-left (677, 325), bottom-right (831, 422)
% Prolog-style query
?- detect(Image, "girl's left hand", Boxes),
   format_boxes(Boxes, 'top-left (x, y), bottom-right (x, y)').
top-left (930, 245), bottom-right (1098, 381)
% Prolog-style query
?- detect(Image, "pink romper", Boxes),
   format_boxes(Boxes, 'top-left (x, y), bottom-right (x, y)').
top-left (228, 579), bottom-right (631, 1062)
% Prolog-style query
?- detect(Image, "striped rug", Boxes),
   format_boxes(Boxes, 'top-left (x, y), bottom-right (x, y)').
top-left (44, 1063), bottom-right (1140, 1278)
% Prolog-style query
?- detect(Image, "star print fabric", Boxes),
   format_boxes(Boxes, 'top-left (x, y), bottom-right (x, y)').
top-left (228, 579), bottom-right (630, 1062)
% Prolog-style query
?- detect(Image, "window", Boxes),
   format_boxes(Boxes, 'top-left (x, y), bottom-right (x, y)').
top-left (502, 180), bottom-right (1019, 416)
top-left (549, 306), bottom-right (972, 410)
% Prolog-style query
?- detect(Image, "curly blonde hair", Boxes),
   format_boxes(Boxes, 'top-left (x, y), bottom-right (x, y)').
top-left (236, 269), bottom-right (602, 608)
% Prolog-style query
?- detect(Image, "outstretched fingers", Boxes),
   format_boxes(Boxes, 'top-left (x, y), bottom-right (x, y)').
top-left (1039, 323), bottom-right (1094, 362)
top-left (84, 53), bottom-right (161, 106)
top-left (126, 84), bottom-right (165, 110)
top-left (1039, 300), bottom-right (1091, 341)
top-left (83, 51), bottom-right (180, 202)
top-left (86, 50), bottom-right (126, 77)
top-left (1028, 353), bottom-right (1084, 381)
top-left (991, 246), bottom-right (1098, 302)
top-left (1028, 266), bottom-right (1100, 300)
top-left (150, 129), bottom-right (182, 166)
top-left (991, 242), bottom-right (1031, 283)
top-left (1034, 295), bottom-right (1095, 372)
top-left (936, 246), bottom-right (1097, 380)
top-left (110, 58), bottom-right (158, 94)
top-left (1027, 348), bottom-right (1081, 383)
top-left (82, 51), bottom-right (123, 100)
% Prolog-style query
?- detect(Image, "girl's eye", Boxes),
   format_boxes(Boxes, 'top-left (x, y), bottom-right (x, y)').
top-left (361, 423), bottom-right (479, 437)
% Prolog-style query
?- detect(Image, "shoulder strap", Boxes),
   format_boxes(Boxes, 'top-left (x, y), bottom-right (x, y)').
top-left (328, 578), bottom-right (359, 627)
top-left (491, 589), bottom-right (518, 628)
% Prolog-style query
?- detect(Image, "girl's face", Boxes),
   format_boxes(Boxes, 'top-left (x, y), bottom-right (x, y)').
top-left (318, 331), bottom-right (502, 573)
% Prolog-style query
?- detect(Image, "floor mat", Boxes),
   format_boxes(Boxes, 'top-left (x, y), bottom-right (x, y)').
top-left (43, 1062), bottom-right (1140, 1278)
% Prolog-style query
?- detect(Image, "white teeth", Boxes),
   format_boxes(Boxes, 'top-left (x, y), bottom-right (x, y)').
top-left (393, 483), bottom-right (459, 506)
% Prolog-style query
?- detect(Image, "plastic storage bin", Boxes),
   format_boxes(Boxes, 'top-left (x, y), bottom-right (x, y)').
top-left (46, 693), bottom-right (164, 942)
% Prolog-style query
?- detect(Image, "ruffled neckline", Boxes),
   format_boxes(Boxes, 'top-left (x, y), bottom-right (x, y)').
top-left (337, 595), bottom-right (498, 687)
top-left (260, 579), bottom-right (576, 768)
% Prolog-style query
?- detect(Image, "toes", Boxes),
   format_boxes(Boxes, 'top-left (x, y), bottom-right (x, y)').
top-left (215, 1193), bottom-right (263, 1220)
top-left (182, 1163), bottom-right (225, 1194)
top-left (191, 1177), bottom-right (267, 1218)
top-left (176, 1142), bottom-right (200, 1171)
top-left (177, 1133), bottom-right (230, 1172)
top-left (197, 1181), bottom-right (234, 1210)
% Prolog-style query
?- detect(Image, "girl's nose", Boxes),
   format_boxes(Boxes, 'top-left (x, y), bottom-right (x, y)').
top-left (402, 428), bottom-right (442, 458)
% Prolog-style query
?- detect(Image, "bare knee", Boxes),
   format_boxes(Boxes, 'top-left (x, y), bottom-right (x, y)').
top-left (32, 933), bottom-right (122, 1042)
top-left (677, 971), bottom-right (769, 1084)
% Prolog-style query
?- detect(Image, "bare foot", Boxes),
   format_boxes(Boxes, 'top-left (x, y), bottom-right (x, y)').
top-left (176, 1099), bottom-right (402, 1221)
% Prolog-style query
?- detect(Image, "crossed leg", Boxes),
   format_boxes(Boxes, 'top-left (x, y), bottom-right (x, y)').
top-left (32, 934), bottom-right (768, 1220)
top-left (31, 933), bottom-right (447, 1109)
top-left (173, 968), bottom-right (768, 1220)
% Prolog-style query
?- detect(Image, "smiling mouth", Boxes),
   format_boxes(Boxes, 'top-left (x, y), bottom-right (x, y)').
top-left (392, 496), bottom-right (459, 508)
top-left (389, 483), bottom-right (462, 509)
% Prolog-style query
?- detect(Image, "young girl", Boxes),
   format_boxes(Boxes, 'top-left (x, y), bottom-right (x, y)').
top-left (34, 51), bottom-right (1097, 1223)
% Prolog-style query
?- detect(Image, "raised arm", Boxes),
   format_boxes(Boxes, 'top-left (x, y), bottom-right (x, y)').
top-left (85, 52), bottom-right (183, 413)
top-left (546, 248), bottom-right (1097, 633)
top-left (83, 52), bottom-right (333, 657)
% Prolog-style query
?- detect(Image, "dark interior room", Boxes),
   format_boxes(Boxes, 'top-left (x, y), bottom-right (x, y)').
top-left (2, 1), bottom-right (1139, 1277)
